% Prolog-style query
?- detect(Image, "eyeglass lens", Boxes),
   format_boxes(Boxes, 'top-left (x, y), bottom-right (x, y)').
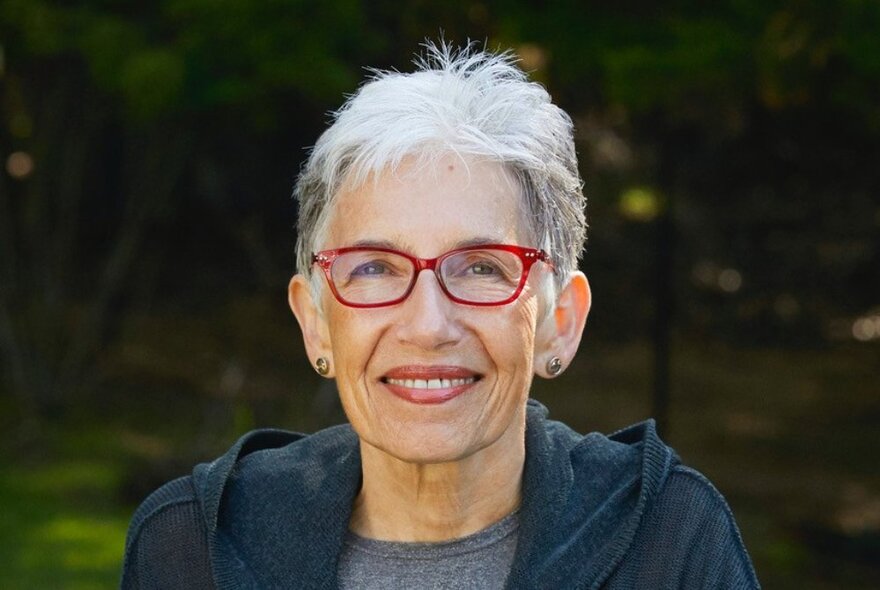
top-left (328, 249), bottom-right (525, 305)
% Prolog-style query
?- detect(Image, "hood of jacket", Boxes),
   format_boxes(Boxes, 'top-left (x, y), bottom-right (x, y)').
top-left (190, 399), bottom-right (677, 590)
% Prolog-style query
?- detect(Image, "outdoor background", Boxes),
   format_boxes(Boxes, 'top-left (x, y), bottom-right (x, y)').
top-left (1, 1), bottom-right (878, 588)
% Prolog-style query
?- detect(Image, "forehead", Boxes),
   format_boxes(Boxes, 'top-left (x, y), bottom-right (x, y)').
top-left (324, 154), bottom-right (533, 255)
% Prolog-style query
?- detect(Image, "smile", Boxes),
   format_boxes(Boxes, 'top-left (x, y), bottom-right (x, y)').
top-left (384, 377), bottom-right (477, 389)
top-left (380, 366), bottom-right (482, 405)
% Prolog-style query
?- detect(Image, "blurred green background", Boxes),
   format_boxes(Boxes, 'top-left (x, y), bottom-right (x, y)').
top-left (1, 1), bottom-right (879, 588)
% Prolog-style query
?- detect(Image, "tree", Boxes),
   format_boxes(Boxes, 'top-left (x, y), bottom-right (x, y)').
top-left (0, 0), bottom-right (376, 416)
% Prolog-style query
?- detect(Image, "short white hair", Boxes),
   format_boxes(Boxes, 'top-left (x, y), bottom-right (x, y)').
top-left (294, 40), bottom-right (586, 297)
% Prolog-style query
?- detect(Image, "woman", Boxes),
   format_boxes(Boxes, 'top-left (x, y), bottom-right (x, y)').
top-left (122, 43), bottom-right (760, 589)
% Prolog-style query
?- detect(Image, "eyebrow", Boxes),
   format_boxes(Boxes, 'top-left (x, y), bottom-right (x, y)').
top-left (455, 237), bottom-right (505, 248)
top-left (351, 239), bottom-right (399, 249)
top-left (350, 236), bottom-right (507, 252)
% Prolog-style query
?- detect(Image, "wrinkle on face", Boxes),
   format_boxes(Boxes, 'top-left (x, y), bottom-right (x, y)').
top-left (319, 153), bottom-right (549, 467)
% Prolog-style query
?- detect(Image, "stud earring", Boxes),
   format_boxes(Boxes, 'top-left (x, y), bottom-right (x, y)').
top-left (315, 357), bottom-right (330, 376)
top-left (546, 356), bottom-right (563, 376)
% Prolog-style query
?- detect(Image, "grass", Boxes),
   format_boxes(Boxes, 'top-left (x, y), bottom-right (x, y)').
top-left (0, 460), bottom-right (129, 589)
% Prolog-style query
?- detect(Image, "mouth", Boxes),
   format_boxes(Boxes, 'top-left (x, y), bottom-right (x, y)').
top-left (384, 376), bottom-right (477, 389)
top-left (380, 366), bottom-right (482, 405)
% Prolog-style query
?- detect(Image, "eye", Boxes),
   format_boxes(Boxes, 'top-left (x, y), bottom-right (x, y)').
top-left (351, 261), bottom-right (389, 276)
top-left (469, 262), bottom-right (497, 275)
top-left (444, 252), bottom-right (512, 279)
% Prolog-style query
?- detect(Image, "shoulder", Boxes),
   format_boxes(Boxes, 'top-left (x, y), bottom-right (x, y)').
top-left (120, 424), bottom-right (360, 589)
top-left (527, 407), bottom-right (759, 588)
top-left (121, 428), bottom-right (311, 589)
top-left (654, 464), bottom-right (746, 526)
top-left (642, 464), bottom-right (756, 560)
top-left (614, 462), bottom-right (762, 588)
top-left (121, 475), bottom-right (214, 589)
top-left (125, 475), bottom-right (200, 539)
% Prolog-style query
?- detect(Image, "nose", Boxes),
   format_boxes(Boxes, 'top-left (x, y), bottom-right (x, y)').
top-left (395, 269), bottom-right (463, 350)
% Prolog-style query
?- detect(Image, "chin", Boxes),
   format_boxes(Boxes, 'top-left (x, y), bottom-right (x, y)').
top-left (367, 426), bottom-right (482, 465)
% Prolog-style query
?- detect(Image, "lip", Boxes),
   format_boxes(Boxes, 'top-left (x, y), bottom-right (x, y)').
top-left (381, 365), bottom-right (482, 405)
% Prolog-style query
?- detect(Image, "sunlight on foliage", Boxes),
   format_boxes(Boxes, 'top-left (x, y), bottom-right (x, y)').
top-left (17, 461), bottom-right (121, 496)
top-left (26, 516), bottom-right (126, 571)
top-left (619, 186), bottom-right (662, 222)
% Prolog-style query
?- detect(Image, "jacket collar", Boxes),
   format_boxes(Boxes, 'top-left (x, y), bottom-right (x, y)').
top-left (194, 425), bottom-right (361, 589)
top-left (509, 407), bottom-right (674, 589)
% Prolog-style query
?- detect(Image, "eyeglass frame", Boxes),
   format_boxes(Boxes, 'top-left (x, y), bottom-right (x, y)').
top-left (311, 244), bottom-right (554, 308)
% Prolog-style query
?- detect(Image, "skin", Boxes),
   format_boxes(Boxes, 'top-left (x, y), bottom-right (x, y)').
top-left (289, 153), bottom-right (591, 542)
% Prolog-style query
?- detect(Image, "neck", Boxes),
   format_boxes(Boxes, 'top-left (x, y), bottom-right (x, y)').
top-left (349, 412), bottom-right (526, 542)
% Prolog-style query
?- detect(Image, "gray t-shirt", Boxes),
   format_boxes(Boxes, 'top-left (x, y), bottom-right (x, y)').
top-left (337, 512), bottom-right (519, 590)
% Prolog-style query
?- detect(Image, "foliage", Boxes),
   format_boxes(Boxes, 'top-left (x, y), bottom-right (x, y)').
top-left (1, 0), bottom-right (374, 119)
top-left (0, 0), bottom-right (877, 417)
top-left (0, 0), bottom-right (382, 413)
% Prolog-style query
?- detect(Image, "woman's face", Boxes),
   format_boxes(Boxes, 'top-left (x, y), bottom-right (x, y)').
top-left (306, 154), bottom-right (555, 464)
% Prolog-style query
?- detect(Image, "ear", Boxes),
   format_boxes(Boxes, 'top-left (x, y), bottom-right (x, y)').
top-left (534, 271), bottom-right (591, 378)
top-left (288, 274), bottom-right (335, 378)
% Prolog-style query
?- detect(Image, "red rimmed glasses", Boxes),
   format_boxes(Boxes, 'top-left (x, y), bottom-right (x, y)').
top-left (312, 244), bottom-right (553, 308)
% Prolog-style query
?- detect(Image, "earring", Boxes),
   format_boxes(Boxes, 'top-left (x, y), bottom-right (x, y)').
top-left (546, 356), bottom-right (563, 376)
top-left (315, 357), bottom-right (330, 376)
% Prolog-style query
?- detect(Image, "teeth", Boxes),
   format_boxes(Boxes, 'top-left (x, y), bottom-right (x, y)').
top-left (386, 376), bottom-right (476, 389)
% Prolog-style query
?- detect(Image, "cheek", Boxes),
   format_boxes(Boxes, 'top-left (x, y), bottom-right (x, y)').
top-left (325, 309), bottom-right (384, 427)
top-left (486, 299), bottom-right (540, 377)
top-left (513, 294), bottom-right (541, 345)
top-left (326, 308), bottom-right (378, 376)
